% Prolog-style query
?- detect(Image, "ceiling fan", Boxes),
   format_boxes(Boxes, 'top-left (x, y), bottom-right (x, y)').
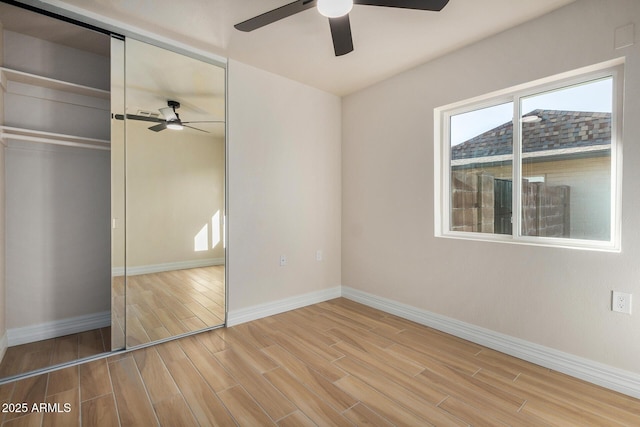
top-left (122, 100), bottom-right (223, 133)
top-left (235, 0), bottom-right (450, 56)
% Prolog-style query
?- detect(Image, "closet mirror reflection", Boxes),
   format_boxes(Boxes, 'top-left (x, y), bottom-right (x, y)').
top-left (120, 39), bottom-right (226, 348)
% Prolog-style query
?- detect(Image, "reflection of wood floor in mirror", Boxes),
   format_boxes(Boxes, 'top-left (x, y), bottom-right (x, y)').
top-left (122, 266), bottom-right (225, 347)
top-left (0, 327), bottom-right (110, 379)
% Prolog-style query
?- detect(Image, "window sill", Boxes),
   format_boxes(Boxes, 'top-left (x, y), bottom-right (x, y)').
top-left (436, 231), bottom-right (621, 253)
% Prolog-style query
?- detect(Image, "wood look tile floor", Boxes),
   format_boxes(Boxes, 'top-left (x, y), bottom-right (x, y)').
top-left (116, 266), bottom-right (226, 347)
top-left (0, 328), bottom-right (110, 379)
top-left (1, 298), bottom-right (639, 426)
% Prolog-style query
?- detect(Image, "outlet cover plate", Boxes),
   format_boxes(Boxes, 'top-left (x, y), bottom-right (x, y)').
top-left (612, 291), bottom-right (632, 314)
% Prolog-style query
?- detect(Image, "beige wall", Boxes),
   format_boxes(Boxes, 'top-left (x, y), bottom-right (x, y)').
top-left (126, 121), bottom-right (225, 269)
top-left (227, 60), bottom-right (342, 312)
top-left (343, 0), bottom-right (640, 374)
top-left (5, 141), bottom-right (111, 329)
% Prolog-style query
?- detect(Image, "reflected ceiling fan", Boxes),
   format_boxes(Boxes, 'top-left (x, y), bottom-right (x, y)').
top-left (123, 100), bottom-right (223, 133)
top-left (235, 0), bottom-right (450, 56)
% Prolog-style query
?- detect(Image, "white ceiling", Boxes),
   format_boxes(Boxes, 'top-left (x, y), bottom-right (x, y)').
top-left (124, 38), bottom-right (226, 137)
top-left (22, 0), bottom-right (575, 95)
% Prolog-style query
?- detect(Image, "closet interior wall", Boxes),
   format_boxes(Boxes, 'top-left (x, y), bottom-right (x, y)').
top-left (1, 24), bottom-right (111, 350)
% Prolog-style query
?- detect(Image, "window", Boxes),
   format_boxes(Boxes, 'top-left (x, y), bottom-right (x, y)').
top-left (435, 60), bottom-right (623, 251)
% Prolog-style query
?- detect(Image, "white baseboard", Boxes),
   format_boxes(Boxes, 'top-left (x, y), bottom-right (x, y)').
top-left (7, 311), bottom-right (111, 347)
top-left (227, 286), bottom-right (342, 327)
top-left (0, 332), bottom-right (8, 363)
top-left (342, 286), bottom-right (640, 400)
top-left (112, 257), bottom-right (224, 276)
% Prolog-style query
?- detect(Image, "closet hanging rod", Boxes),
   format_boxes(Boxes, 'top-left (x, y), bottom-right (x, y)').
top-left (0, 126), bottom-right (110, 151)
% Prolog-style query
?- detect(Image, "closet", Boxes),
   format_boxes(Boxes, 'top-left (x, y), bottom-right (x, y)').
top-left (0, 3), bottom-right (113, 378)
top-left (0, 1), bottom-right (226, 381)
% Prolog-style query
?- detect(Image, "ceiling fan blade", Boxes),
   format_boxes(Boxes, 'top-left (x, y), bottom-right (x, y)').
top-left (148, 123), bottom-right (167, 132)
top-left (354, 0), bottom-right (449, 11)
top-left (329, 15), bottom-right (354, 56)
top-left (184, 124), bottom-right (210, 133)
top-left (182, 121), bottom-right (225, 125)
top-left (159, 106), bottom-right (178, 121)
top-left (235, 0), bottom-right (317, 32)
top-left (122, 114), bottom-right (164, 123)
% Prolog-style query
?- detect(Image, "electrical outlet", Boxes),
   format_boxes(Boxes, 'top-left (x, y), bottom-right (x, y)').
top-left (279, 255), bottom-right (287, 267)
top-left (316, 250), bottom-right (323, 261)
top-left (612, 291), bottom-right (632, 314)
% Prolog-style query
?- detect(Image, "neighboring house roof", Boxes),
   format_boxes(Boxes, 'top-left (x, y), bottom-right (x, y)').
top-left (451, 109), bottom-right (611, 164)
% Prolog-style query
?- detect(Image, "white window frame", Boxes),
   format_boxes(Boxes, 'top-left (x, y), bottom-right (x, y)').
top-left (434, 59), bottom-right (624, 252)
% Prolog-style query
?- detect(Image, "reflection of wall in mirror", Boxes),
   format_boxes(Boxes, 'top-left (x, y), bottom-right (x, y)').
top-left (125, 121), bottom-right (225, 274)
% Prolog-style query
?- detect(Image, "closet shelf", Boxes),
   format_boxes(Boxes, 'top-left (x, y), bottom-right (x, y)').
top-left (0, 67), bottom-right (110, 100)
top-left (0, 126), bottom-right (110, 151)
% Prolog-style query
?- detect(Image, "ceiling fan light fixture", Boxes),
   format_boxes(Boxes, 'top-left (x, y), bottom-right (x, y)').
top-left (317, 0), bottom-right (353, 18)
top-left (166, 121), bottom-right (184, 130)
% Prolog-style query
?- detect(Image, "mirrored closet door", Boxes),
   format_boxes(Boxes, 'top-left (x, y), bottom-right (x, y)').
top-left (121, 39), bottom-right (226, 348)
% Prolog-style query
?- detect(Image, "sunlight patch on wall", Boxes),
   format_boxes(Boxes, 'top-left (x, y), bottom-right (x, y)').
top-left (194, 224), bottom-right (208, 251)
top-left (212, 210), bottom-right (221, 249)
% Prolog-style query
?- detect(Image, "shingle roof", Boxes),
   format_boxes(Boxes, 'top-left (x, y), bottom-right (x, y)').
top-left (451, 110), bottom-right (611, 160)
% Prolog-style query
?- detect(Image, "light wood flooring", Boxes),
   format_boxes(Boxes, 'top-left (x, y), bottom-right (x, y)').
top-left (1, 298), bottom-right (639, 426)
top-left (114, 266), bottom-right (225, 347)
top-left (0, 328), bottom-right (110, 379)
top-left (0, 266), bottom-right (224, 380)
